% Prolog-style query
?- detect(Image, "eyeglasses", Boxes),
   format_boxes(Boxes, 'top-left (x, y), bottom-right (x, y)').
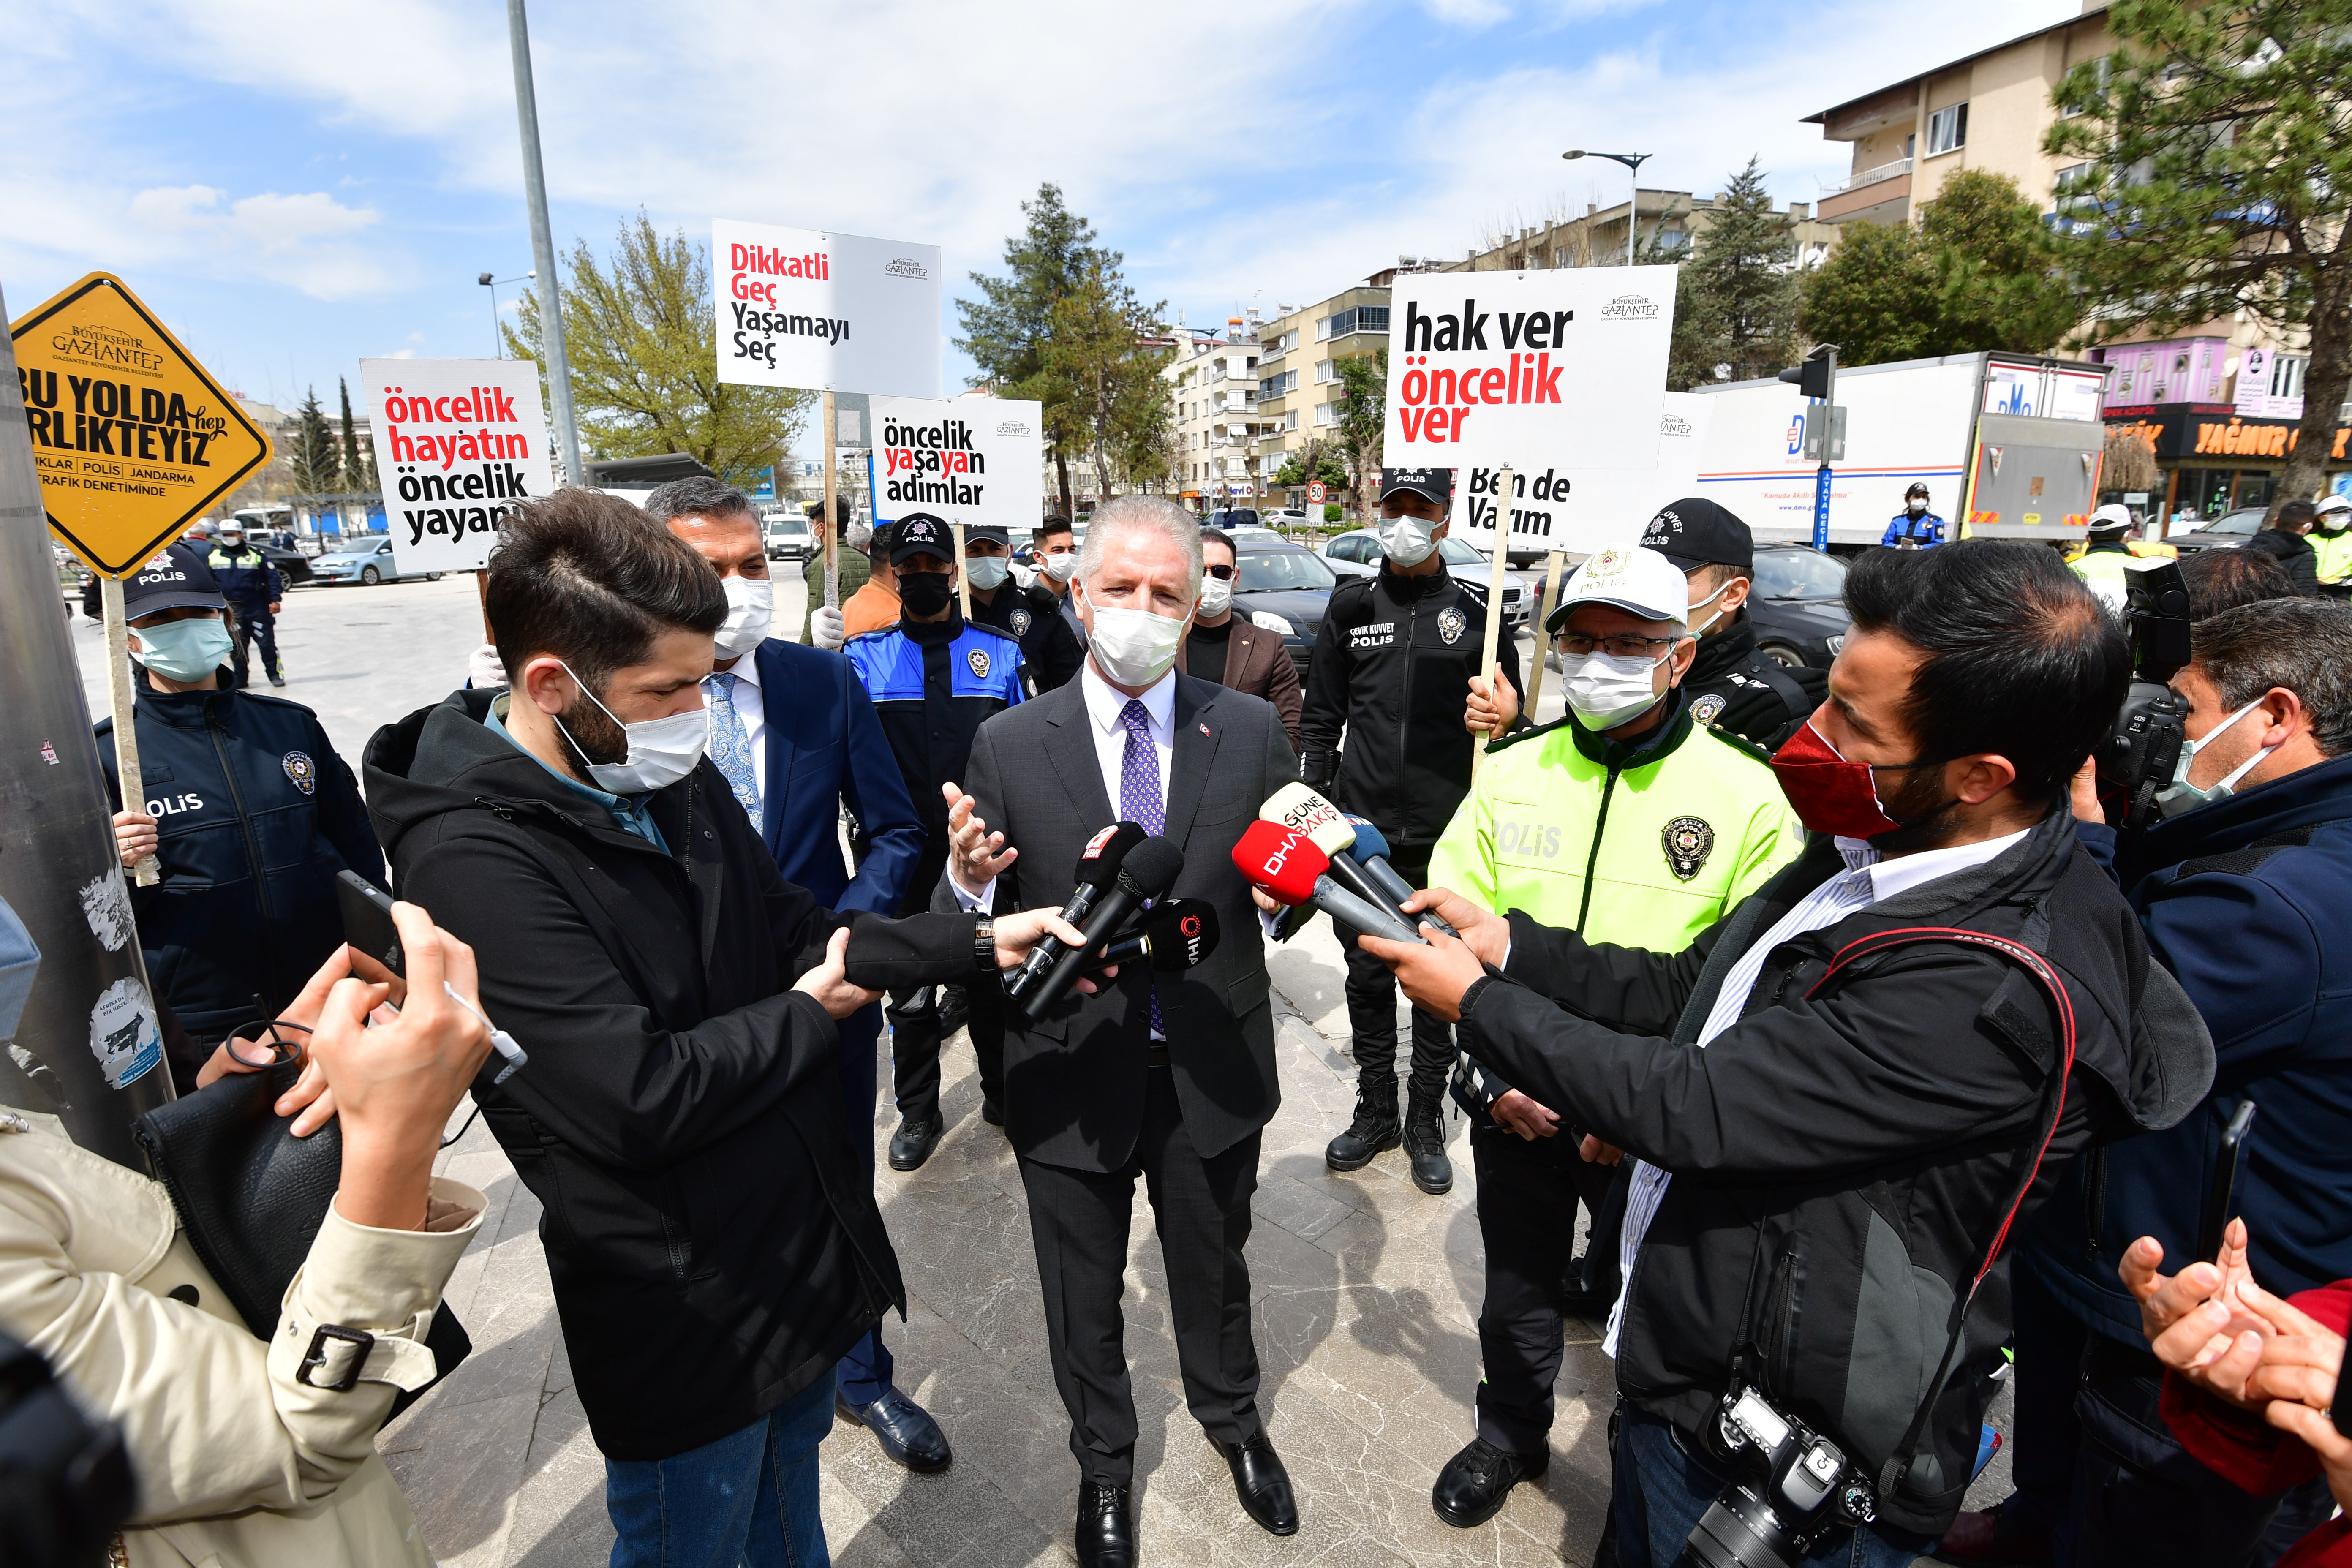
top-left (1205, 564), bottom-right (1236, 580)
top-left (1557, 633), bottom-right (1684, 658)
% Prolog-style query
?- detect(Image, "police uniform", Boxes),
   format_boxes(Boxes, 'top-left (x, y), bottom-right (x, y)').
top-left (964, 525), bottom-right (1083, 694)
top-left (1424, 559), bottom-right (1801, 1505)
top-left (1881, 505), bottom-right (1946, 548)
top-left (207, 535), bottom-right (286, 686)
top-left (842, 514), bottom-right (1026, 1152)
top-left (2309, 515), bottom-right (2352, 590)
top-left (1640, 498), bottom-right (1823, 752)
top-left (2071, 532), bottom-right (2135, 612)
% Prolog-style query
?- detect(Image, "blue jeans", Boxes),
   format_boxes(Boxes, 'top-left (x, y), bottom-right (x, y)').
top-left (1613, 1405), bottom-right (1935, 1568)
top-left (604, 1373), bottom-right (835, 1568)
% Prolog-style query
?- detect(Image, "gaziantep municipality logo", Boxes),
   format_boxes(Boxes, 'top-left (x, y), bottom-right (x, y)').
top-left (1600, 294), bottom-right (1661, 320)
top-left (884, 257), bottom-right (929, 280)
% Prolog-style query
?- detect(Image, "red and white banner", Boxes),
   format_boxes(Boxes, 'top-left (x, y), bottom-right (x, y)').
top-left (361, 357), bottom-right (556, 573)
top-left (713, 218), bottom-right (941, 397)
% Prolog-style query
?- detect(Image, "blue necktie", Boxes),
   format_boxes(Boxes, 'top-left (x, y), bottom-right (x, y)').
top-left (705, 672), bottom-right (760, 823)
top-left (1118, 700), bottom-right (1165, 1037)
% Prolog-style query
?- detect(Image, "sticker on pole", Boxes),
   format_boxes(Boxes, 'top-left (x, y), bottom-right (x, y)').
top-left (12, 272), bottom-right (272, 576)
top-left (868, 395), bottom-right (1041, 530)
top-left (713, 219), bottom-right (942, 397)
top-left (360, 359), bottom-right (557, 573)
top-left (1382, 267), bottom-right (1674, 474)
top-left (88, 976), bottom-right (162, 1090)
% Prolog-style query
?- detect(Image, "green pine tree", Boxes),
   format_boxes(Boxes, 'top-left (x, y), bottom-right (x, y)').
top-left (1666, 158), bottom-right (1801, 389)
top-left (286, 386), bottom-right (340, 497)
top-left (338, 377), bottom-right (375, 493)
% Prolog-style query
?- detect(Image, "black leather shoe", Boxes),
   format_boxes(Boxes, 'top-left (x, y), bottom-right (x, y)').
top-left (1402, 1098), bottom-right (1453, 1195)
top-left (980, 1093), bottom-right (1004, 1127)
top-left (1325, 1092), bottom-right (1399, 1172)
top-left (1215, 1433), bottom-right (1299, 1536)
top-left (1432, 1436), bottom-right (1546, 1528)
top-left (888, 1113), bottom-right (943, 1171)
top-left (1075, 1480), bottom-right (1135, 1568)
top-left (836, 1385), bottom-right (952, 1473)
top-left (937, 983), bottom-right (970, 1039)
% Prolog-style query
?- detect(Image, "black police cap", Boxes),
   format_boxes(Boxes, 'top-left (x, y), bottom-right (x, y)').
top-left (1639, 496), bottom-right (1752, 573)
top-left (890, 512), bottom-right (955, 565)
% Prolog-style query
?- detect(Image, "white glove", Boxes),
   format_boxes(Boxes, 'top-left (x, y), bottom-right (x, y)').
top-left (811, 605), bottom-right (847, 651)
top-left (468, 642), bottom-right (509, 689)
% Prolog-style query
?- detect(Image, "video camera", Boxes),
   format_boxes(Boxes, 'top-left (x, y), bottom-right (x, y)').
top-left (2096, 558), bottom-right (2193, 830)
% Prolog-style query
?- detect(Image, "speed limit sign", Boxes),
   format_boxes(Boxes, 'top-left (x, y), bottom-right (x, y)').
top-left (1307, 481), bottom-right (1326, 503)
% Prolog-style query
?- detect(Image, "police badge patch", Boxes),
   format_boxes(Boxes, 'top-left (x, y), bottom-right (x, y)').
top-left (966, 648), bottom-right (992, 678)
top-left (1662, 816), bottom-right (1713, 881)
top-left (281, 751), bottom-right (317, 795)
top-left (1437, 607), bottom-right (1466, 645)
top-left (1688, 692), bottom-right (1727, 727)
top-left (1010, 608), bottom-right (1032, 636)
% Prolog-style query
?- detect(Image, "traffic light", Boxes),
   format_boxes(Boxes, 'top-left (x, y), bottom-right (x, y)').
top-left (1778, 348), bottom-right (1835, 400)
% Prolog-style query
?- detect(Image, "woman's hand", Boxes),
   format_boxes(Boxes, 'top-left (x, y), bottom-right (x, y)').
top-left (112, 811), bottom-right (158, 871)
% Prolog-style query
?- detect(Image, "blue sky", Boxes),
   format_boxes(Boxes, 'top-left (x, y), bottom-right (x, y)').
top-left (3, 0), bottom-right (2080, 435)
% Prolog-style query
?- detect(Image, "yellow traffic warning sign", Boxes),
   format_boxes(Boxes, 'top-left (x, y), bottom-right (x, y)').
top-left (11, 272), bottom-right (271, 577)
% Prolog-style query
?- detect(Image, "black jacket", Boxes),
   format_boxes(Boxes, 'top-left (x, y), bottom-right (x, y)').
top-left (2244, 528), bottom-right (2321, 596)
top-left (970, 579), bottom-right (1083, 694)
top-left (95, 677), bottom-right (384, 1056)
top-left (204, 543), bottom-right (284, 604)
top-left (363, 688), bottom-right (978, 1461)
top-left (1299, 566), bottom-right (1524, 850)
top-left (1682, 611), bottom-right (1823, 752)
top-left (1461, 808), bottom-right (2213, 1535)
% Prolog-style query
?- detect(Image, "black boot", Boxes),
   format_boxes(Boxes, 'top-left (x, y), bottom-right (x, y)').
top-left (1325, 1081), bottom-right (1399, 1172)
top-left (1403, 1092), bottom-right (1453, 1195)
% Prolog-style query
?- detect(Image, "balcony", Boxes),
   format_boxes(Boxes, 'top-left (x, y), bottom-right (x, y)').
top-left (1819, 159), bottom-right (1912, 223)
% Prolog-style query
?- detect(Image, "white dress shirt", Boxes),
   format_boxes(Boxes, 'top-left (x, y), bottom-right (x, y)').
top-left (706, 650), bottom-right (768, 805)
top-left (1603, 826), bottom-right (2031, 1356)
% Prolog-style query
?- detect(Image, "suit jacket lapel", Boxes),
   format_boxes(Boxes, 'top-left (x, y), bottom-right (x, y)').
top-left (1041, 683), bottom-right (1116, 825)
top-left (754, 642), bottom-right (791, 853)
top-left (1165, 677), bottom-right (1224, 848)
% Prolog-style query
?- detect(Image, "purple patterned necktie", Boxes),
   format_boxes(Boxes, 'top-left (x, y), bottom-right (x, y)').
top-left (1118, 699), bottom-right (1165, 1036)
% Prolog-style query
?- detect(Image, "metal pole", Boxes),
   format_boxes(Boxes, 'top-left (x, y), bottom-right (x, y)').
top-left (0, 284), bottom-right (178, 1163)
top-left (506, 0), bottom-right (583, 487)
top-left (1626, 169), bottom-right (1638, 267)
top-left (1811, 347), bottom-right (1838, 552)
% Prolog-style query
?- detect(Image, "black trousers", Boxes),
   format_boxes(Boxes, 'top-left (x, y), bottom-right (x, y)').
top-left (1339, 841), bottom-right (1454, 1106)
top-left (1017, 1064), bottom-right (1262, 1486)
top-left (887, 841), bottom-right (951, 1121)
top-left (1470, 1117), bottom-right (1620, 1455)
top-left (228, 600), bottom-right (278, 687)
top-left (966, 979), bottom-right (1006, 1106)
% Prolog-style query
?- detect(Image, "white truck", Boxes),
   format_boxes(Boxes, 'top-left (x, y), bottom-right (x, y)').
top-left (1691, 351), bottom-right (2111, 549)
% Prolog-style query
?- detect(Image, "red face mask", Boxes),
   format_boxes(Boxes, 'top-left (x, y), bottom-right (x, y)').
top-left (1769, 721), bottom-right (1943, 840)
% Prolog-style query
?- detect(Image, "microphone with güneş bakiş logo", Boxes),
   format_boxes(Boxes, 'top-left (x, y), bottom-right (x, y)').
top-left (1018, 836), bottom-right (1186, 1024)
top-left (1230, 821), bottom-right (1428, 945)
top-left (1005, 821), bottom-right (1145, 1002)
top-left (1339, 813), bottom-right (1459, 938)
top-left (1257, 783), bottom-right (1461, 938)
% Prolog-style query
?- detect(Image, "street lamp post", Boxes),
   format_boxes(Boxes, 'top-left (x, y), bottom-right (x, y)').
top-left (505, 0), bottom-right (583, 486)
top-left (477, 271), bottom-right (534, 358)
top-left (1562, 149), bottom-right (1654, 266)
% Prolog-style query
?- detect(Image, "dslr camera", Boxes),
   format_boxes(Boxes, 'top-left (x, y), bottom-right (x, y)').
top-left (2096, 558), bottom-right (2193, 830)
top-left (1685, 1383), bottom-right (1878, 1568)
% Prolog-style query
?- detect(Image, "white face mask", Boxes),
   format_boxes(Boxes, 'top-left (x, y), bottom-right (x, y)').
top-left (1377, 517), bottom-right (1437, 568)
top-left (1197, 574), bottom-right (1235, 618)
top-left (1685, 581), bottom-right (1731, 639)
top-left (1080, 586), bottom-right (1189, 688)
top-left (1042, 551), bottom-right (1080, 584)
top-left (1907, 499), bottom-right (1927, 515)
top-left (1563, 646), bottom-right (1674, 732)
top-left (712, 575), bottom-right (774, 659)
top-left (966, 554), bottom-right (1010, 592)
top-left (2156, 697), bottom-right (2273, 818)
top-left (553, 660), bottom-right (709, 795)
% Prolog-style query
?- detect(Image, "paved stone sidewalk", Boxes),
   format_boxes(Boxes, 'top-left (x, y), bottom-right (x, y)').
top-left (382, 940), bottom-right (1621, 1568)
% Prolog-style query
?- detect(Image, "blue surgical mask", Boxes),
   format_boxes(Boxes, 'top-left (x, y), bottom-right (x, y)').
top-left (2155, 698), bottom-right (2272, 819)
top-left (132, 616), bottom-right (233, 682)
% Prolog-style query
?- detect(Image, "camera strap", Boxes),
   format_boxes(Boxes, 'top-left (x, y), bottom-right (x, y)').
top-left (1801, 925), bottom-right (2079, 1503)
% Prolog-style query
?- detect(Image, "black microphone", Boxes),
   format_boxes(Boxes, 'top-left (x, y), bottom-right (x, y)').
top-left (1020, 836), bottom-right (1185, 1023)
top-left (1091, 899), bottom-right (1220, 973)
top-left (1005, 821), bottom-right (1146, 1000)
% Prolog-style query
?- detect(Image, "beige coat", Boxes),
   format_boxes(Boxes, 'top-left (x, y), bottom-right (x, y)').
top-left (0, 1105), bottom-right (481, 1568)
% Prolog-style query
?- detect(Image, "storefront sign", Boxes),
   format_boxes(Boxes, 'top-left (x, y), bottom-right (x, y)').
top-left (2106, 403), bottom-right (2351, 463)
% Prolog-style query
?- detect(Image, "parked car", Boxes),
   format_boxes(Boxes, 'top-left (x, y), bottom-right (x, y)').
top-left (1229, 541), bottom-right (1341, 679)
top-left (307, 536), bottom-right (442, 586)
top-left (2168, 507), bottom-right (2266, 553)
top-left (249, 539), bottom-right (315, 588)
top-left (1260, 507), bottom-right (1312, 532)
top-left (1319, 530), bottom-right (1537, 625)
top-left (1206, 508), bottom-right (1260, 531)
top-left (765, 513), bottom-right (814, 561)
top-left (1745, 542), bottom-right (1852, 668)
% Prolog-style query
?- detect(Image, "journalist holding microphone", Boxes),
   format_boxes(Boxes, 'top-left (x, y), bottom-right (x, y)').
top-left (1357, 542), bottom-right (2217, 1568)
top-left (939, 496), bottom-right (1305, 1568)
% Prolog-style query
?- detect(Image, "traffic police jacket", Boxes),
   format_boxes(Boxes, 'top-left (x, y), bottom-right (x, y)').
top-left (95, 679), bottom-right (385, 1048)
top-left (844, 611), bottom-right (1024, 911)
top-left (206, 544), bottom-right (283, 604)
top-left (1299, 566), bottom-right (1524, 851)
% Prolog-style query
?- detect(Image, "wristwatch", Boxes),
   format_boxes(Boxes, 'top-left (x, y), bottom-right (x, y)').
top-left (973, 915), bottom-right (997, 973)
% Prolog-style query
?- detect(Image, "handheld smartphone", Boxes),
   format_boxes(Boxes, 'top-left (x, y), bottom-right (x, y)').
top-left (335, 870), bottom-right (404, 978)
top-left (2195, 1100), bottom-right (2259, 1265)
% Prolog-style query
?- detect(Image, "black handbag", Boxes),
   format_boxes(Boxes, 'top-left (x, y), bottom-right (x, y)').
top-left (132, 1060), bottom-right (469, 1421)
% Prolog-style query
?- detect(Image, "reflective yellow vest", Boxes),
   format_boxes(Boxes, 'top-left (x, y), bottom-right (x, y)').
top-left (1429, 707), bottom-right (1804, 951)
top-left (2314, 529), bottom-right (2352, 585)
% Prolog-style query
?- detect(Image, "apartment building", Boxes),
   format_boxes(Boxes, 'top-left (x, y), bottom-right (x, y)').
top-left (1253, 279), bottom-right (1392, 507)
top-left (1452, 189), bottom-right (1838, 274)
top-left (1163, 315), bottom-right (1272, 508)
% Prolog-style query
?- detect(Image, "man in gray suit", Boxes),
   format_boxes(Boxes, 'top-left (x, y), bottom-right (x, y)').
top-left (940, 496), bottom-right (1302, 1568)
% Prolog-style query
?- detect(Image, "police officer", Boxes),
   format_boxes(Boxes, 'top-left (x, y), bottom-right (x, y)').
top-left (97, 550), bottom-right (385, 1089)
top-left (1881, 480), bottom-right (1946, 548)
top-left (1640, 496), bottom-right (1823, 751)
top-left (1299, 467), bottom-right (1522, 1195)
top-left (2313, 494), bottom-right (2352, 596)
top-left (1031, 516), bottom-right (1089, 652)
top-left (207, 520), bottom-right (286, 687)
top-left (843, 513), bottom-right (1027, 1170)
top-left (1425, 540), bottom-right (1803, 1527)
top-left (801, 497), bottom-right (868, 647)
top-left (2071, 503), bottom-right (2138, 612)
top-left (965, 523), bottom-right (1083, 693)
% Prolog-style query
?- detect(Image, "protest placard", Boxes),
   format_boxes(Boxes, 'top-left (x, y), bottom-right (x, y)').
top-left (868, 395), bottom-right (1043, 532)
top-left (1447, 392), bottom-right (1715, 556)
top-left (361, 358), bottom-right (557, 574)
top-left (713, 219), bottom-right (942, 397)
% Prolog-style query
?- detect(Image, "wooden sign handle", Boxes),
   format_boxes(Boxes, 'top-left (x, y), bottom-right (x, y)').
top-left (1522, 548), bottom-right (1568, 721)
